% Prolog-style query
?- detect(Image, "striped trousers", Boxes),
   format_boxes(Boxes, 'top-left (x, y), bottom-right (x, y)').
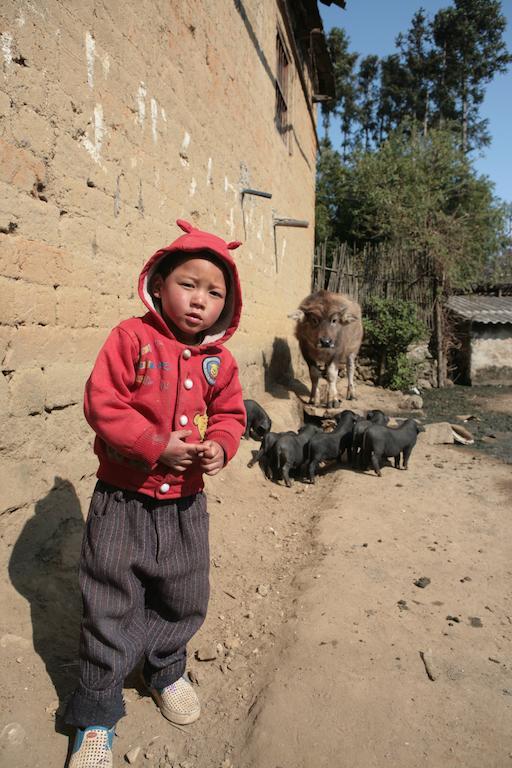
top-left (64, 481), bottom-right (210, 728)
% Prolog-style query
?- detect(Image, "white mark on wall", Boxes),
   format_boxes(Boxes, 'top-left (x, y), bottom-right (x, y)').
top-left (24, 1), bottom-right (46, 20)
top-left (16, 13), bottom-right (25, 27)
top-left (82, 103), bottom-right (104, 164)
top-left (224, 176), bottom-right (238, 203)
top-left (226, 208), bottom-right (235, 238)
top-left (137, 82), bottom-right (146, 126)
top-left (1, 32), bottom-right (13, 71)
top-left (130, 157), bottom-right (137, 168)
top-left (257, 215), bottom-right (263, 241)
top-left (281, 238), bottom-right (287, 266)
top-left (206, 157), bottom-right (213, 186)
top-left (180, 132), bottom-right (190, 166)
top-left (189, 177), bottom-right (197, 197)
top-left (85, 31), bottom-right (95, 89)
top-left (150, 98), bottom-right (158, 143)
top-left (102, 53), bottom-right (110, 79)
top-left (160, 107), bottom-right (167, 122)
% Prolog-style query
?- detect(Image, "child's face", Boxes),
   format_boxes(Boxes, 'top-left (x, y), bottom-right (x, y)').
top-left (152, 256), bottom-right (227, 343)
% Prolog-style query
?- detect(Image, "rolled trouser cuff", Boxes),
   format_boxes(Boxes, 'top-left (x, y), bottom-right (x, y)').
top-left (63, 682), bottom-right (125, 729)
top-left (144, 654), bottom-right (186, 690)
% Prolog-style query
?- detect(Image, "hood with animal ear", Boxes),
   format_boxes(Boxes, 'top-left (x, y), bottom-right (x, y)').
top-left (139, 219), bottom-right (243, 345)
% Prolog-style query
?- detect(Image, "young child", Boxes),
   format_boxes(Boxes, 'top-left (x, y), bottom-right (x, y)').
top-left (65, 220), bottom-right (246, 767)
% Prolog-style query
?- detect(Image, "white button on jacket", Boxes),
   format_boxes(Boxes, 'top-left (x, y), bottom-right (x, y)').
top-left (182, 349), bottom-right (192, 359)
top-left (179, 415), bottom-right (188, 426)
top-left (159, 483), bottom-right (170, 493)
top-left (184, 379), bottom-right (193, 389)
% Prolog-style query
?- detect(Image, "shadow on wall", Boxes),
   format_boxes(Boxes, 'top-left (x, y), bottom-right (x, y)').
top-left (8, 477), bottom-right (84, 732)
top-left (263, 337), bottom-right (310, 399)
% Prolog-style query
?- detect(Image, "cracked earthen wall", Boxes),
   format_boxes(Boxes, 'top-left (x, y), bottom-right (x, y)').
top-left (0, 1), bottom-right (317, 528)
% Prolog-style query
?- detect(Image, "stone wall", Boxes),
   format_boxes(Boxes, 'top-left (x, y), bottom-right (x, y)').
top-left (356, 340), bottom-right (437, 390)
top-left (0, 1), bottom-right (317, 528)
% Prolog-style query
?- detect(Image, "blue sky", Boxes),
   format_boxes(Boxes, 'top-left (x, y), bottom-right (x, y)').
top-left (319, 1), bottom-right (512, 204)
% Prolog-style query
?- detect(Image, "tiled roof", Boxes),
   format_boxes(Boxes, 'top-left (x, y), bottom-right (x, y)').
top-left (447, 295), bottom-right (512, 324)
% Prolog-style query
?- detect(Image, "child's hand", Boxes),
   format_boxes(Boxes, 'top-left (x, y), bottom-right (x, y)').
top-left (159, 430), bottom-right (203, 474)
top-left (198, 440), bottom-right (225, 476)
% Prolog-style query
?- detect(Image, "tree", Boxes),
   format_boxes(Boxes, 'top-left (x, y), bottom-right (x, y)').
top-left (395, 10), bottom-right (436, 136)
top-left (316, 1), bottom-right (511, 289)
top-left (321, 27), bottom-right (359, 153)
top-left (318, 125), bottom-right (506, 287)
top-left (377, 54), bottom-right (408, 142)
top-left (324, 1), bottom-right (511, 153)
top-left (485, 201), bottom-right (512, 281)
top-left (315, 138), bottom-right (348, 244)
top-left (356, 55), bottom-right (380, 150)
top-left (431, 0), bottom-right (512, 151)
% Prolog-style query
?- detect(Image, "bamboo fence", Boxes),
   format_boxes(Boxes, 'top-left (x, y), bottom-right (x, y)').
top-left (313, 241), bottom-right (437, 330)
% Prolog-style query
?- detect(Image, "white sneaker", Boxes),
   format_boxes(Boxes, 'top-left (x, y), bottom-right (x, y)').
top-left (68, 726), bottom-right (114, 767)
top-left (150, 675), bottom-right (201, 725)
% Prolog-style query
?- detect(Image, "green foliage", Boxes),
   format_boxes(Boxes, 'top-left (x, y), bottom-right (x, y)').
top-left (485, 202), bottom-right (512, 281)
top-left (316, 125), bottom-right (507, 287)
top-left (315, 138), bottom-right (349, 244)
top-left (387, 354), bottom-right (422, 392)
top-left (431, 0), bottom-right (511, 152)
top-left (363, 298), bottom-right (427, 390)
top-left (317, 1), bottom-right (511, 289)
top-left (322, 27), bottom-right (358, 154)
top-left (364, 298), bottom-right (426, 355)
top-left (324, 0), bottom-right (511, 154)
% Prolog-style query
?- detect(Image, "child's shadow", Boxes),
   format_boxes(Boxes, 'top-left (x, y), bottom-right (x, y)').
top-left (8, 476), bottom-right (85, 733)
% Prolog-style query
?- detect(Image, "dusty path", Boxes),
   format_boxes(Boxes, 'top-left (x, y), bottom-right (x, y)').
top-left (1, 384), bottom-right (511, 767)
top-left (238, 432), bottom-right (512, 768)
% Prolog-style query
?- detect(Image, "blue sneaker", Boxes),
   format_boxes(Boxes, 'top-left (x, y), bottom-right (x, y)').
top-left (68, 725), bottom-right (114, 767)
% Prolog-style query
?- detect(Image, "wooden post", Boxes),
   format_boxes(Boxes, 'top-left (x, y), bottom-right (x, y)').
top-left (434, 276), bottom-right (445, 388)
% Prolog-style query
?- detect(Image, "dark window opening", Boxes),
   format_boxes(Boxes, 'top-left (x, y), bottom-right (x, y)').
top-left (276, 30), bottom-right (289, 140)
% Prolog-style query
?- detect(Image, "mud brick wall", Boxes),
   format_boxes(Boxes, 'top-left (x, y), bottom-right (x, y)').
top-left (0, 1), bottom-right (317, 531)
top-left (471, 324), bottom-right (512, 385)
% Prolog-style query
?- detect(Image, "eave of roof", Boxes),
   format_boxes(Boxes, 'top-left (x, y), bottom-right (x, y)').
top-left (287, 1), bottom-right (337, 99)
top-left (447, 295), bottom-right (512, 324)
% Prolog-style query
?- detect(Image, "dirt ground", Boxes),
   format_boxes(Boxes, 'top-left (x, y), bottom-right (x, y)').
top-left (1, 381), bottom-right (512, 768)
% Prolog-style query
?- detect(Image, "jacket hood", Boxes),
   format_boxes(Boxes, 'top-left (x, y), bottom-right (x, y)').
top-left (139, 219), bottom-right (243, 346)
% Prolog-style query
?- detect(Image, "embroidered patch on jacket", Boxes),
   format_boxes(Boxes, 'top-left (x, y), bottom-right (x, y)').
top-left (202, 356), bottom-right (220, 385)
top-left (194, 412), bottom-right (209, 440)
top-left (136, 361), bottom-right (154, 385)
top-left (136, 357), bottom-right (158, 384)
top-left (138, 360), bottom-right (155, 370)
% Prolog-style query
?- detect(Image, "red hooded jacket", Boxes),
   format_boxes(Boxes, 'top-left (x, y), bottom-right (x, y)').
top-left (84, 220), bottom-right (246, 499)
